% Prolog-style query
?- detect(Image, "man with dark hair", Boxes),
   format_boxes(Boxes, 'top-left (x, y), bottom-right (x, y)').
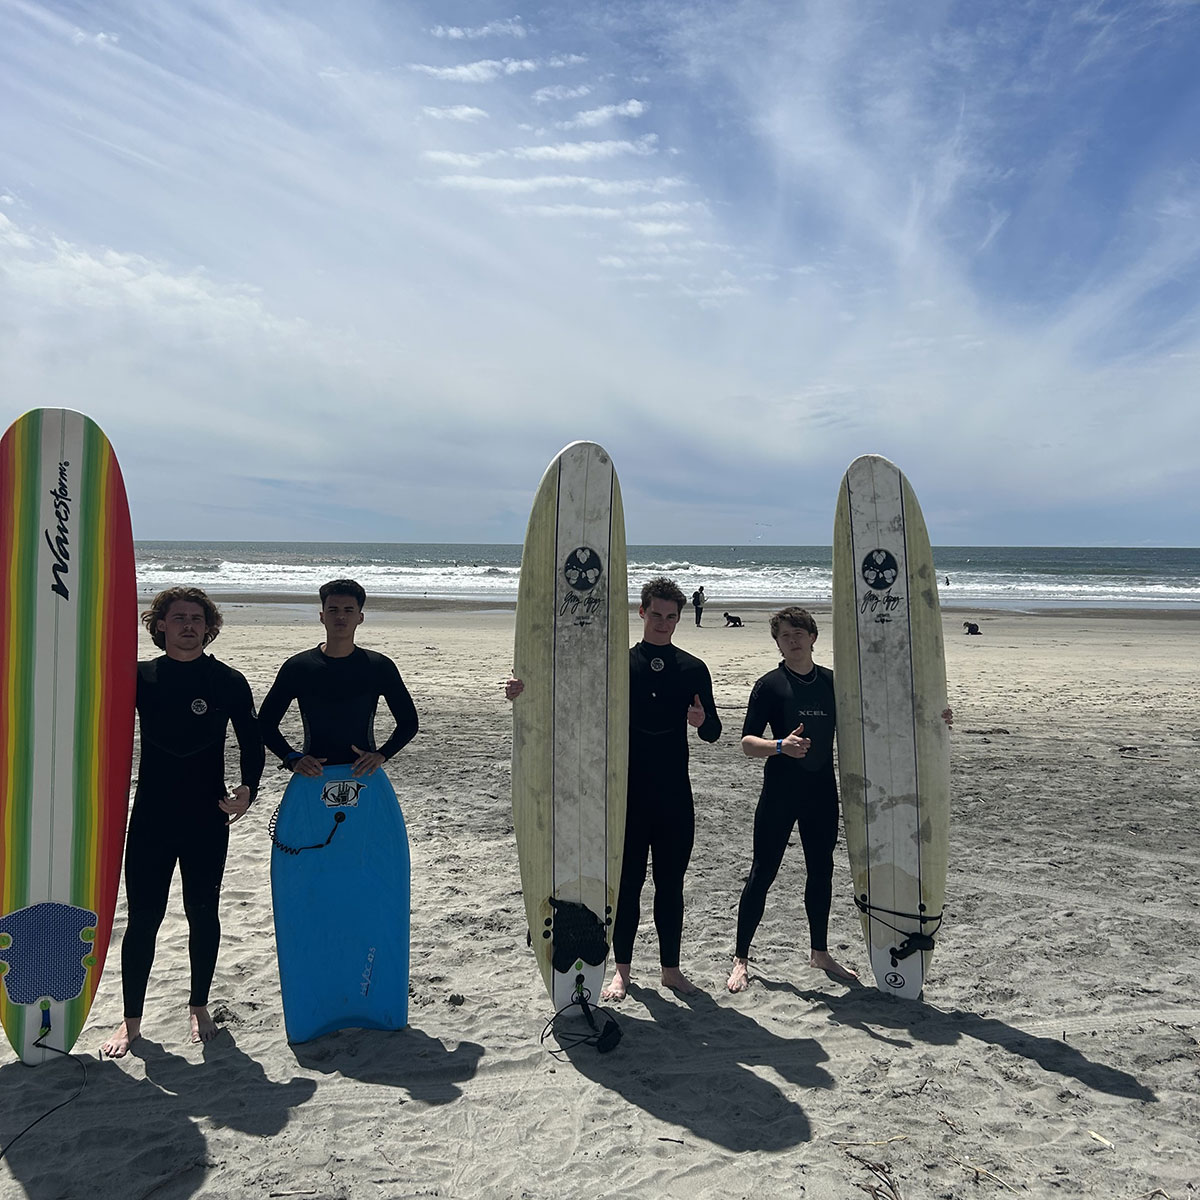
top-left (506, 574), bottom-right (721, 1000)
top-left (727, 606), bottom-right (951, 992)
top-left (102, 587), bottom-right (264, 1057)
top-left (259, 579), bottom-right (418, 780)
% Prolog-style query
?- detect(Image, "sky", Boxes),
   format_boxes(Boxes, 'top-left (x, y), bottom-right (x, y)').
top-left (3, 1), bottom-right (1200, 546)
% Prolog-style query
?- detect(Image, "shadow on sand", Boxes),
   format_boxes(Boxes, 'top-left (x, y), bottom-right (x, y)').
top-left (562, 982), bottom-right (832, 1151)
top-left (0, 1029), bottom-right (313, 1200)
top-left (291, 1023), bottom-right (484, 1104)
top-left (783, 979), bottom-right (1157, 1102)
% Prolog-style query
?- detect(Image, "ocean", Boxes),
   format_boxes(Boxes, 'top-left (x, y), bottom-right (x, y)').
top-left (134, 543), bottom-right (1200, 611)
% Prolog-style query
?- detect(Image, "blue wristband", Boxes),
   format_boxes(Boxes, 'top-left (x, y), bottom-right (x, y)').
top-left (775, 739), bottom-right (783, 755)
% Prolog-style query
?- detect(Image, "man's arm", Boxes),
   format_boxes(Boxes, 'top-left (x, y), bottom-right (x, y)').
top-left (693, 664), bottom-right (721, 743)
top-left (375, 658), bottom-right (419, 760)
top-left (258, 661), bottom-right (302, 764)
top-left (225, 671), bottom-right (265, 813)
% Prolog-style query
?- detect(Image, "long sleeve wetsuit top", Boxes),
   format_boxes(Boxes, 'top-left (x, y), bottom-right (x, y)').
top-left (134, 653), bottom-right (265, 816)
top-left (628, 640), bottom-right (721, 782)
top-left (614, 640), bottom-right (721, 967)
top-left (258, 645), bottom-right (419, 766)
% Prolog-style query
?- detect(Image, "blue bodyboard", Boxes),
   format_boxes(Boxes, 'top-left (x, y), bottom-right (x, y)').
top-left (270, 765), bottom-right (410, 1043)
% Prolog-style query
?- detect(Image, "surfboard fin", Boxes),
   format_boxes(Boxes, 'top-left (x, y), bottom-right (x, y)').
top-left (892, 932), bottom-right (936, 962)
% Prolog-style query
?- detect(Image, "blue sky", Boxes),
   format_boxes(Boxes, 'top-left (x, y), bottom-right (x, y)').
top-left (2, 0), bottom-right (1199, 545)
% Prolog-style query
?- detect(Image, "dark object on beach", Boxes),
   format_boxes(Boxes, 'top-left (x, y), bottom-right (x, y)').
top-left (963, 621), bottom-right (981, 635)
top-left (723, 612), bottom-right (743, 627)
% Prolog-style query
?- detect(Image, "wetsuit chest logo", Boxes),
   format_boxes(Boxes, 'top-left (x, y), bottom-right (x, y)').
top-left (190, 698), bottom-right (208, 715)
top-left (650, 658), bottom-right (664, 672)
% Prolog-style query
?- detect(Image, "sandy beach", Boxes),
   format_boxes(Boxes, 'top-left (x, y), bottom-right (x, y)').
top-left (2, 601), bottom-right (1198, 1199)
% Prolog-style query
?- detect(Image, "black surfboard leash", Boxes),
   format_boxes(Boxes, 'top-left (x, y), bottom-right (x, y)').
top-left (267, 805), bottom-right (347, 855)
top-left (0, 1031), bottom-right (89, 1162)
top-left (540, 979), bottom-right (622, 1058)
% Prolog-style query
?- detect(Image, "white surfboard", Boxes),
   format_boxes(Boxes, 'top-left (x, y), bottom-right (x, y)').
top-left (512, 442), bottom-right (628, 1013)
top-left (833, 454), bottom-right (950, 999)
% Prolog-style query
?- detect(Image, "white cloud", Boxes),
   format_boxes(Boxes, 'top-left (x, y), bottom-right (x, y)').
top-left (430, 19), bottom-right (528, 40)
top-left (429, 174), bottom-right (686, 195)
top-left (511, 135), bottom-right (658, 162)
top-left (421, 105), bottom-right (489, 122)
top-left (518, 204), bottom-right (623, 219)
top-left (629, 220), bottom-right (690, 236)
top-left (533, 84), bottom-right (593, 104)
top-left (557, 99), bottom-right (649, 129)
top-left (71, 29), bottom-right (119, 47)
top-left (409, 58), bottom-right (537, 83)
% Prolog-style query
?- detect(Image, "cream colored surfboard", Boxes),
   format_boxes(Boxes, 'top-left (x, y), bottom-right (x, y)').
top-left (512, 442), bottom-right (628, 1013)
top-left (833, 454), bottom-right (950, 999)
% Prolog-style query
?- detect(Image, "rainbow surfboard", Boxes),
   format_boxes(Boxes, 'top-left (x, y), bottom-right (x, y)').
top-left (0, 408), bottom-right (136, 1064)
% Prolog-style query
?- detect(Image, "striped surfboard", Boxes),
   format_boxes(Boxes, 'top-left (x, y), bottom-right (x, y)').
top-left (0, 408), bottom-right (137, 1064)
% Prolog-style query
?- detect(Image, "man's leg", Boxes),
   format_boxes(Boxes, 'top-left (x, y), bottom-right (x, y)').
top-left (603, 800), bottom-right (650, 1001)
top-left (798, 781), bottom-right (857, 983)
top-left (728, 790), bottom-right (794, 991)
top-left (179, 822), bottom-right (230, 1042)
top-left (103, 816), bottom-right (176, 1057)
top-left (649, 789), bottom-right (696, 991)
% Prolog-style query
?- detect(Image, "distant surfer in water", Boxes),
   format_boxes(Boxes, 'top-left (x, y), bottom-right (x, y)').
top-left (258, 578), bottom-right (418, 781)
top-left (103, 588), bottom-right (264, 1057)
top-left (507, 576), bottom-right (722, 1000)
top-left (726, 606), bottom-right (952, 994)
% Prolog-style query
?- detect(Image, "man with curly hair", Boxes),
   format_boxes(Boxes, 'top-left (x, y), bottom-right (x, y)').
top-left (103, 587), bottom-right (264, 1057)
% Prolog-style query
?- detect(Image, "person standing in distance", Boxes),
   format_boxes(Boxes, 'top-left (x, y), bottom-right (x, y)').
top-left (690, 585), bottom-right (706, 627)
top-left (258, 579), bottom-right (418, 780)
top-left (506, 576), bottom-right (721, 1000)
top-left (102, 588), bottom-right (264, 1057)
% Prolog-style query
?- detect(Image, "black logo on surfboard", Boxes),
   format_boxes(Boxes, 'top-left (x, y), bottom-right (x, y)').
top-left (861, 549), bottom-right (898, 591)
top-left (322, 779), bottom-right (364, 808)
top-left (563, 547), bottom-right (603, 592)
top-left (45, 461), bottom-right (73, 602)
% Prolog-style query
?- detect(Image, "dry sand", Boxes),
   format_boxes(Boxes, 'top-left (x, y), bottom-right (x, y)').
top-left (2, 602), bottom-right (1198, 1199)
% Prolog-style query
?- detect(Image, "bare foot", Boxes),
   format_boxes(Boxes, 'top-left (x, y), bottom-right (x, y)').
top-left (661, 966), bottom-right (699, 995)
top-left (102, 1018), bottom-right (141, 1058)
top-left (600, 964), bottom-right (630, 1002)
top-left (726, 958), bottom-right (751, 993)
top-left (810, 950), bottom-right (859, 984)
top-left (189, 1005), bottom-right (220, 1044)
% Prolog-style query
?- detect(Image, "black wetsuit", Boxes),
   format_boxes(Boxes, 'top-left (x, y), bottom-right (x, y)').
top-left (258, 645), bottom-right (419, 767)
top-left (612, 641), bottom-right (721, 967)
top-left (122, 654), bottom-right (264, 1017)
top-left (735, 662), bottom-right (839, 958)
